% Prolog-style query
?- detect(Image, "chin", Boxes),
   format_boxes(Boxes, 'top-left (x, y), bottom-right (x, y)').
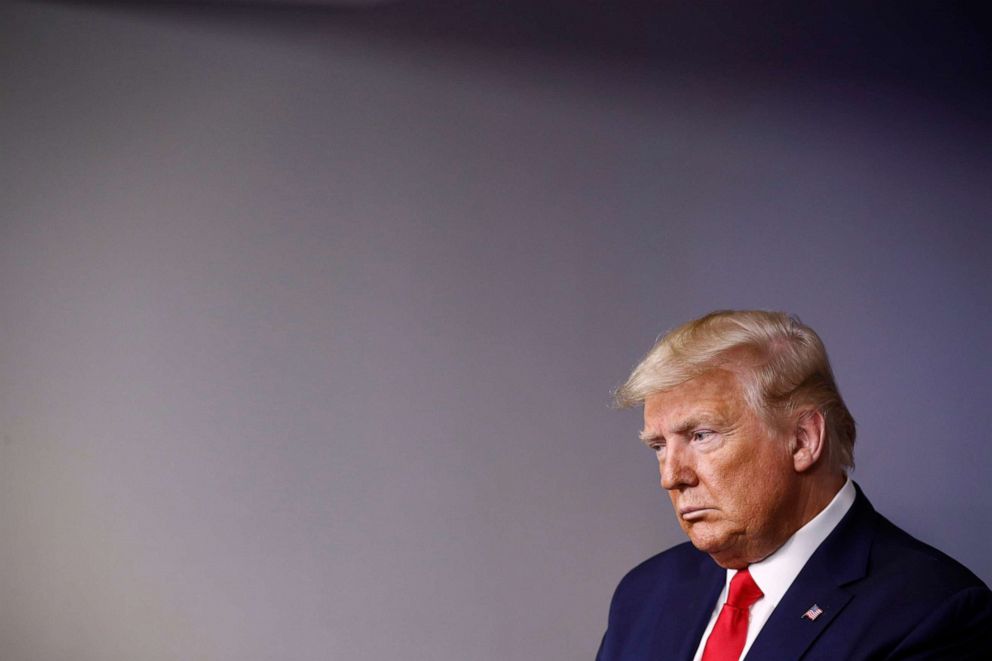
top-left (686, 529), bottom-right (741, 566)
top-left (686, 528), bottom-right (725, 554)
top-left (690, 539), bottom-right (743, 568)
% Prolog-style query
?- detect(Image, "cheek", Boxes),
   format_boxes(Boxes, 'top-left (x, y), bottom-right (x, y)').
top-left (736, 457), bottom-right (793, 519)
top-left (721, 472), bottom-right (758, 514)
top-left (710, 448), bottom-right (788, 516)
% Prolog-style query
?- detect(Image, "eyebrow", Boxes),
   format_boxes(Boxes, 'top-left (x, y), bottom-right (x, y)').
top-left (638, 415), bottom-right (719, 445)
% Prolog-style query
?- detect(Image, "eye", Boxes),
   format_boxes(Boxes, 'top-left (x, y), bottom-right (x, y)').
top-left (690, 430), bottom-right (714, 443)
top-left (649, 441), bottom-right (666, 454)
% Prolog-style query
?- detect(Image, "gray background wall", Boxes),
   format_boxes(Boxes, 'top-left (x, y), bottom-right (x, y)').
top-left (1, 2), bottom-right (990, 660)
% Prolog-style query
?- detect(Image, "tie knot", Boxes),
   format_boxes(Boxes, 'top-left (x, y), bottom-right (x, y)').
top-left (727, 568), bottom-right (763, 609)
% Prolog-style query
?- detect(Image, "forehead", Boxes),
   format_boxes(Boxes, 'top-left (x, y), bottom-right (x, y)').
top-left (642, 368), bottom-right (747, 427)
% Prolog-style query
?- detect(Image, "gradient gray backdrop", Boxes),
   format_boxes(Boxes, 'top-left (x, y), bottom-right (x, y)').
top-left (2, 2), bottom-right (990, 660)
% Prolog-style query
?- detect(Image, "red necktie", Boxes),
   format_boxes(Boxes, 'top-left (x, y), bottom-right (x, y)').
top-left (701, 568), bottom-right (764, 661)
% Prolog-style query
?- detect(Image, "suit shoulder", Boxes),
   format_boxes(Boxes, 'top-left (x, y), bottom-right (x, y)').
top-left (598, 543), bottom-right (718, 660)
top-left (614, 541), bottom-right (714, 595)
top-left (869, 513), bottom-right (990, 593)
top-left (628, 540), bottom-right (707, 571)
top-left (871, 520), bottom-right (992, 660)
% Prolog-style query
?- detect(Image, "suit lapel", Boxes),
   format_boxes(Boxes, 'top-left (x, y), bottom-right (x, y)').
top-left (744, 484), bottom-right (877, 660)
top-left (744, 580), bottom-right (854, 659)
top-left (672, 564), bottom-right (726, 661)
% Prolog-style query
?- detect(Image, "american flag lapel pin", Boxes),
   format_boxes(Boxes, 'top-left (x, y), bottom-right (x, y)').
top-left (802, 604), bottom-right (824, 621)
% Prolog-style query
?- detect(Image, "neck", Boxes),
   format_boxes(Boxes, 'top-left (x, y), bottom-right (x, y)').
top-left (714, 472), bottom-right (847, 569)
top-left (796, 471), bottom-right (847, 529)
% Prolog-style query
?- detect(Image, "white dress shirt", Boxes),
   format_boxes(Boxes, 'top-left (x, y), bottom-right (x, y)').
top-left (691, 478), bottom-right (856, 661)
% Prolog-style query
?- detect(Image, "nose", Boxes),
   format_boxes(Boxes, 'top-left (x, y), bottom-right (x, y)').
top-left (659, 441), bottom-right (697, 491)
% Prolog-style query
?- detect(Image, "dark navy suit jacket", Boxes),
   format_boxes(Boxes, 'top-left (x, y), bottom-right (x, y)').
top-left (597, 485), bottom-right (992, 660)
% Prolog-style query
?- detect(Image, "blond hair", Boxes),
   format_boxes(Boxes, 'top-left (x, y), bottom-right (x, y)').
top-left (615, 310), bottom-right (856, 470)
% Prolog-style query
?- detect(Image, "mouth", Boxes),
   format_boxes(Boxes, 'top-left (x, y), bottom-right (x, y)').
top-left (679, 507), bottom-right (715, 522)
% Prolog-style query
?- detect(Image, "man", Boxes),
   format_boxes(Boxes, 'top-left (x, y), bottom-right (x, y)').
top-left (597, 310), bottom-right (992, 660)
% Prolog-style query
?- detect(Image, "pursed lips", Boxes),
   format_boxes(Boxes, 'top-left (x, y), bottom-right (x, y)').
top-left (678, 506), bottom-right (716, 521)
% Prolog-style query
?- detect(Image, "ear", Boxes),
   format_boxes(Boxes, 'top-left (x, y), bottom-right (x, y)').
top-left (791, 409), bottom-right (827, 473)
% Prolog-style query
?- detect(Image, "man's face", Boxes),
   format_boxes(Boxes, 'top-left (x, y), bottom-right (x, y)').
top-left (641, 368), bottom-right (802, 568)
